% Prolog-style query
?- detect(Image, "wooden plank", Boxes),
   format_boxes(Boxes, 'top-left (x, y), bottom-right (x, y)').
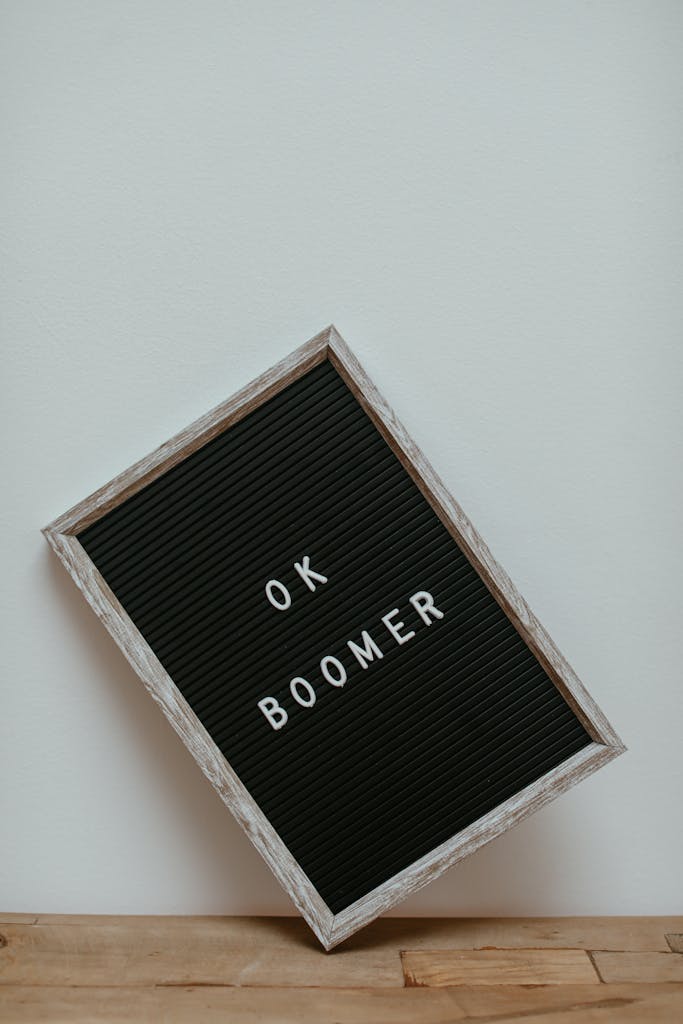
top-left (357, 915), bottom-right (682, 953)
top-left (6, 914), bottom-right (681, 952)
top-left (402, 948), bottom-right (599, 986)
top-left (0, 920), bottom-right (403, 988)
top-left (592, 951), bottom-right (683, 983)
top-left (2, 984), bottom-right (683, 1024)
top-left (666, 933), bottom-right (683, 952)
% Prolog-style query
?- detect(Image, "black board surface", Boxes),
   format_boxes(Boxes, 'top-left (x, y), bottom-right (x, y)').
top-left (79, 360), bottom-right (591, 915)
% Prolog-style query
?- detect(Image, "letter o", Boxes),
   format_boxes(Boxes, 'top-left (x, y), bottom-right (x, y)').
top-left (290, 676), bottom-right (316, 708)
top-left (265, 579), bottom-right (291, 611)
top-left (320, 655), bottom-right (347, 688)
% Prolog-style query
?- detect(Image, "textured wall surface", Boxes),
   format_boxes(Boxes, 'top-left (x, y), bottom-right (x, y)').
top-left (1, 0), bottom-right (681, 915)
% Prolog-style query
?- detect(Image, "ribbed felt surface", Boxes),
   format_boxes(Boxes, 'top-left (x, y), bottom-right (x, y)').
top-left (79, 359), bottom-right (591, 914)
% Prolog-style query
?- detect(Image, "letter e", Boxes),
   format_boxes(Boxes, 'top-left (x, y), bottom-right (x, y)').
top-left (382, 608), bottom-right (416, 646)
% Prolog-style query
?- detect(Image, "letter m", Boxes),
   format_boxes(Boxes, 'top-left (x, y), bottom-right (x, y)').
top-left (347, 630), bottom-right (383, 670)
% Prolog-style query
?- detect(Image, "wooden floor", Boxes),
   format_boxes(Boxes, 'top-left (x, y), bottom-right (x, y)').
top-left (1, 915), bottom-right (682, 1022)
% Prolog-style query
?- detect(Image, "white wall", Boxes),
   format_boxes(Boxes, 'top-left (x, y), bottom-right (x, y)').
top-left (2, 0), bottom-right (681, 917)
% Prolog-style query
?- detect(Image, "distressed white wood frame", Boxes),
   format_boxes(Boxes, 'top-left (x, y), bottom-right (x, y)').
top-left (42, 325), bottom-right (625, 950)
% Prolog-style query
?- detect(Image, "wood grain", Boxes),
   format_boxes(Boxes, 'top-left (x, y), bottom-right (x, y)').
top-left (0, 919), bottom-right (402, 988)
top-left (4, 914), bottom-right (680, 952)
top-left (349, 915), bottom-right (683, 953)
top-left (402, 948), bottom-right (599, 986)
top-left (592, 951), bottom-right (683, 983)
top-left (42, 325), bottom-right (626, 949)
top-left (1, 984), bottom-right (682, 1024)
top-left (1, 916), bottom-right (682, 1023)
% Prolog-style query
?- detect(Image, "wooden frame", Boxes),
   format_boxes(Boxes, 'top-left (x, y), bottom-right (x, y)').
top-left (42, 325), bottom-right (625, 950)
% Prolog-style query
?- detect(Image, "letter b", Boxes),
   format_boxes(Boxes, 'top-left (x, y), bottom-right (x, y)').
top-left (258, 696), bottom-right (288, 730)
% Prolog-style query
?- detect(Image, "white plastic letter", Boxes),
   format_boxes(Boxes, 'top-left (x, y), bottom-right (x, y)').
top-left (409, 590), bottom-right (444, 625)
top-left (289, 676), bottom-right (316, 708)
top-left (382, 608), bottom-right (416, 646)
top-left (347, 630), bottom-right (383, 670)
top-left (265, 579), bottom-right (292, 611)
top-left (258, 697), bottom-right (288, 730)
top-left (294, 555), bottom-right (328, 592)
top-left (320, 655), bottom-right (347, 687)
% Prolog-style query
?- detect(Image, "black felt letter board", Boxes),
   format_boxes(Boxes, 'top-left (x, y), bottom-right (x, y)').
top-left (78, 360), bottom-right (591, 912)
top-left (45, 329), bottom-right (623, 948)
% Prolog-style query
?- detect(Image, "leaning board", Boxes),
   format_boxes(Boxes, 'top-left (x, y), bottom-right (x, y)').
top-left (42, 326), bottom-right (624, 949)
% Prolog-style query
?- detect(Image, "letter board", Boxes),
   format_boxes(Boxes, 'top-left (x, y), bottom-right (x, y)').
top-left (42, 326), bottom-right (624, 949)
